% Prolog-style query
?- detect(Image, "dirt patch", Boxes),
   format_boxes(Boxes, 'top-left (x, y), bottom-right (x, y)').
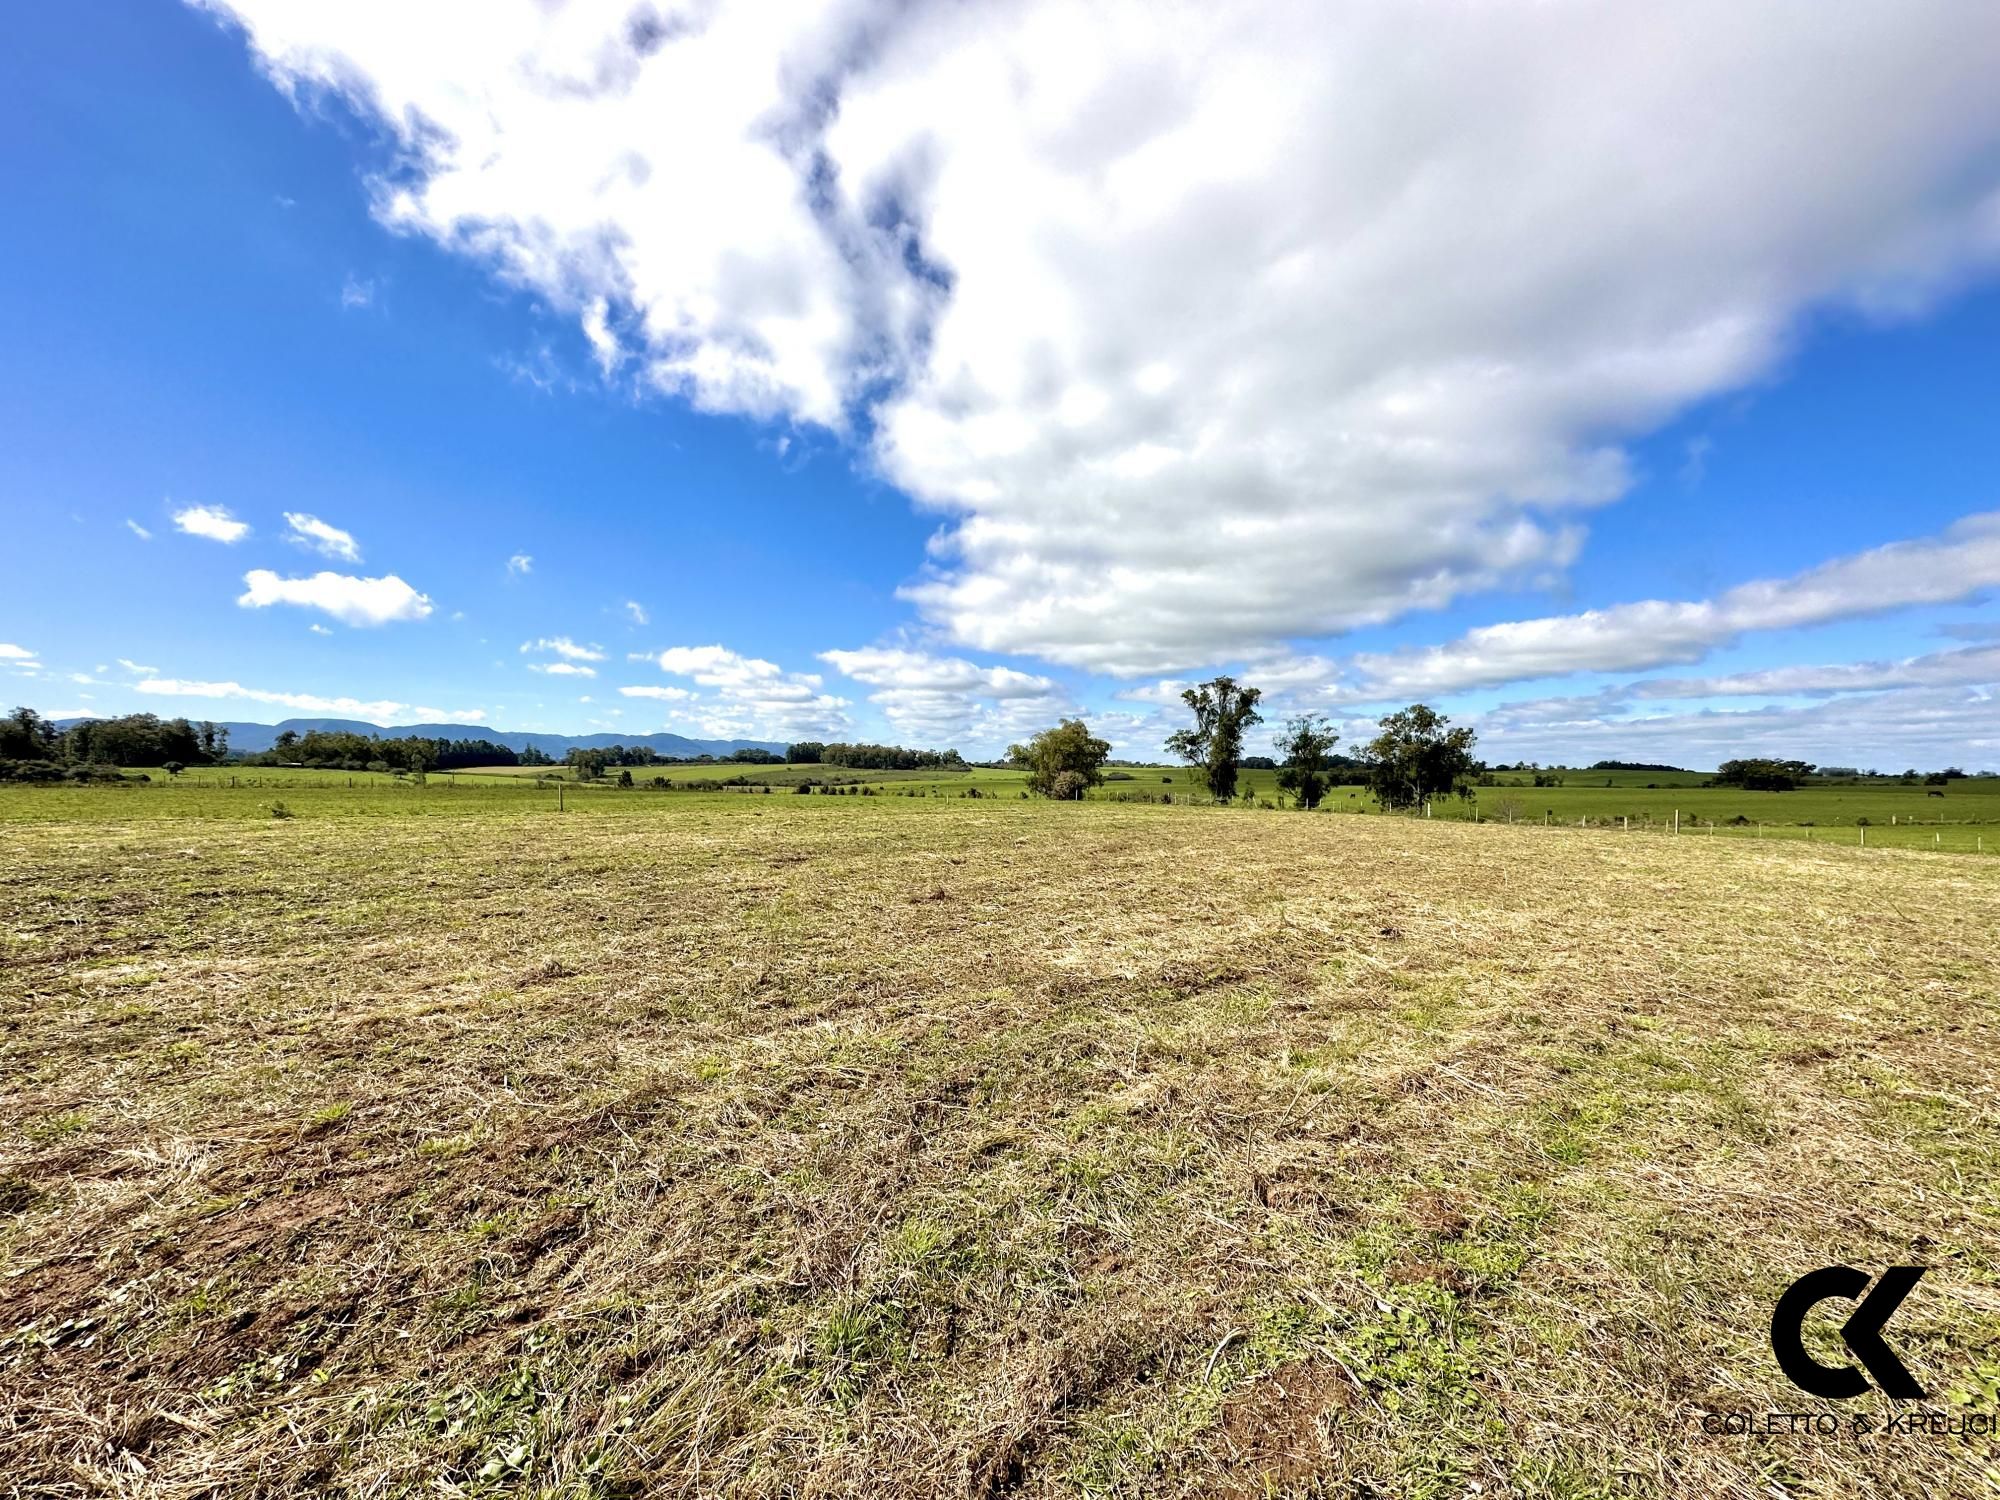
top-left (1206, 1360), bottom-right (1357, 1495)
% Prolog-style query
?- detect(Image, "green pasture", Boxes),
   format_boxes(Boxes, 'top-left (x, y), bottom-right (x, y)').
top-left (3, 762), bottom-right (1998, 854)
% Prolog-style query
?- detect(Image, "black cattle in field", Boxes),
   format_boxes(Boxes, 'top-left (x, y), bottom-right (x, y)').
top-left (1927, 789), bottom-right (1945, 797)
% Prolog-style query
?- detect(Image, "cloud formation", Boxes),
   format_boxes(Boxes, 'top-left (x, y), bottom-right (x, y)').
top-left (1347, 513), bottom-right (2000, 698)
top-left (821, 646), bottom-right (1074, 745)
top-left (173, 504), bottom-right (250, 543)
top-left (1635, 642), bottom-right (2000, 700)
top-left (1473, 684), bottom-right (1999, 772)
top-left (521, 636), bottom-right (605, 662)
top-left (283, 511), bottom-right (362, 562)
top-left (237, 569), bottom-right (435, 626)
top-left (135, 676), bottom-right (480, 723)
top-left (635, 645), bottom-right (851, 740)
top-left (209, 1), bottom-right (2000, 674)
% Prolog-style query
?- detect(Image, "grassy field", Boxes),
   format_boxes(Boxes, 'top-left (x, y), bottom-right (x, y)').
top-left (12, 766), bottom-right (2000, 857)
top-left (3, 790), bottom-right (1999, 1497)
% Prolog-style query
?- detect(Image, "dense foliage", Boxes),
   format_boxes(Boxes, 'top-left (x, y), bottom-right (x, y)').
top-left (1009, 719), bottom-right (1112, 798)
top-left (239, 729), bottom-right (515, 772)
top-left (787, 741), bottom-right (966, 770)
top-left (1712, 758), bottom-right (1816, 792)
top-left (1365, 704), bottom-right (1480, 811)
top-left (1274, 713), bottom-right (1341, 810)
top-left (2, 709), bottom-right (226, 769)
top-left (1164, 676), bottom-right (1264, 803)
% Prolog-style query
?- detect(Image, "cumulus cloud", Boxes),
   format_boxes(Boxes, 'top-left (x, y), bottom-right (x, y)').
top-left (173, 503), bottom-right (250, 543)
top-left (0, 643), bottom-right (35, 661)
top-left (283, 511), bottom-right (362, 561)
top-left (821, 646), bottom-right (1073, 744)
top-left (237, 568), bottom-right (435, 626)
top-left (618, 684), bottom-right (693, 702)
top-left (208, 1), bottom-right (2000, 675)
top-left (136, 676), bottom-right (480, 724)
top-left (638, 644), bottom-right (851, 740)
top-left (527, 661), bottom-right (596, 677)
top-left (520, 636), bottom-right (605, 662)
top-left (1348, 512), bottom-right (2000, 698)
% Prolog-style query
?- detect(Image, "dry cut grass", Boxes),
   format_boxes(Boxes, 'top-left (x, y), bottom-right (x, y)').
top-left (2, 797), bottom-right (1998, 1498)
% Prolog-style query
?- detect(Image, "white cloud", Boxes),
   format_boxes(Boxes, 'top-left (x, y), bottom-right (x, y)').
top-left (582, 297), bottom-right (620, 374)
top-left (623, 600), bottom-right (649, 626)
top-left (209, 1), bottom-right (2000, 676)
top-left (618, 684), bottom-right (693, 702)
top-left (527, 661), bottom-right (596, 677)
top-left (507, 553), bottom-right (533, 575)
top-left (821, 645), bottom-right (1073, 744)
top-left (173, 504), bottom-right (250, 543)
top-left (135, 677), bottom-right (481, 724)
top-left (125, 519), bottom-right (153, 540)
top-left (1636, 642), bottom-right (2000, 700)
top-left (640, 644), bottom-right (851, 740)
top-left (308, 623), bottom-right (332, 635)
top-left (0, 643), bottom-right (35, 661)
top-left (1472, 685), bottom-right (2000, 772)
top-left (283, 511), bottom-right (362, 561)
top-left (520, 636), bottom-right (605, 662)
top-left (116, 658), bottom-right (159, 675)
top-left (238, 568), bottom-right (434, 626)
top-left (1347, 512), bottom-right (2000, 698)
top-left (340, 274), bottom-right (375, 309)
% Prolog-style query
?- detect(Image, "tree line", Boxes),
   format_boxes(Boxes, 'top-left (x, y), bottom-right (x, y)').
top-left (2, 708), bottom-right (228, 776)
top-left (786, 741), bottom-right (968, 770)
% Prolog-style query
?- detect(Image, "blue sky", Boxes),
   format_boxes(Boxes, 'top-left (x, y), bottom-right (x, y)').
top-left (5, 1), bottom-right (1999, 767)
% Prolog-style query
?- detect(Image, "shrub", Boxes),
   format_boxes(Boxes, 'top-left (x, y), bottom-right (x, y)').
top-left (1050, 770), bottom-right (1088, 800)
top-left (269, 801), bottom-right (294, 820)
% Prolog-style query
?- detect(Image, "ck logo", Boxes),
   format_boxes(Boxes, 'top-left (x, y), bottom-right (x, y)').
top-left (1770, 1266), bottom-right (1927, 1400)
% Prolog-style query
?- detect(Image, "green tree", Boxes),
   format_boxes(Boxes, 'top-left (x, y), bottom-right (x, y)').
top-left (1009, 719), bottom-right (1111, 799)
top-left (1274, 713), bottom-right (1339, 809)
top-left (1, 707), bottom-right (59, 760)
top-left (1365, 704), bottom-right (1478, 811)
top-left (1164, 676), bottom-right (1263, 803)
top-left (1713, 758), bottom-right (1814, 791)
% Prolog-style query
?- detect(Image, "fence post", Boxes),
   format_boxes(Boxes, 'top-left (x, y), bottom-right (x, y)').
top-left (1673, 809), bottom-right (1679, 834)
top-left (1860, 826), bottom-right (1865, 848)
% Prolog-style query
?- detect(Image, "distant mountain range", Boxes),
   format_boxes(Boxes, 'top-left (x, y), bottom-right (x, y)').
top-left (53, 716), bottom-right (787, 759)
